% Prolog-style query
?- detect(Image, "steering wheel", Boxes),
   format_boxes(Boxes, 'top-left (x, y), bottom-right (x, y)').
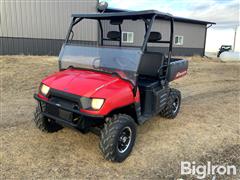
top-left (112, 57), bottom-right (137, 81)
top-left (92, 57), bottom-right (101, 69)
top-left (113, 56), bottom-right (136, 70)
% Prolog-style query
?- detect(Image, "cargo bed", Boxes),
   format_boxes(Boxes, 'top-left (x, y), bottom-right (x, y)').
top-left (168, 58), bottom-right (188, 81)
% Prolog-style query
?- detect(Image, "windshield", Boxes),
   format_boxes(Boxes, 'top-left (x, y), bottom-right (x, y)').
top-left (59, 44), bottom-right (142, 85)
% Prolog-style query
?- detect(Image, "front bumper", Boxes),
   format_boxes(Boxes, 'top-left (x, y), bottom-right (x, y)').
top-left (34, 94), bottom-right (104, 129)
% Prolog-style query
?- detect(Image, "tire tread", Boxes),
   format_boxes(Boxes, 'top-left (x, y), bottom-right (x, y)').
top-left (99, 114), bottom-right (136, 162)
top-left (33, 103), bottom-right (63, 133)
top-left (160, 88), bottom-right (181, 119)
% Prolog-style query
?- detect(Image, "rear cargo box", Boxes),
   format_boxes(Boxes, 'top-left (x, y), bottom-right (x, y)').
top-left (167, 59), bottom-right (188, 82)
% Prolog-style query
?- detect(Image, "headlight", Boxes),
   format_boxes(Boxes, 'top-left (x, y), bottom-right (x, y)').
top-left (80, 97), bottom-right (105, 110)
top-left (40, 84), bottom-right (50, 96)
top-left (91, 98), bottom-right (104, 110)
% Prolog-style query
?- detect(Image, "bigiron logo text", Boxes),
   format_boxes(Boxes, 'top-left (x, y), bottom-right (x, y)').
top-left (180, 161), bottom-right (237, 179)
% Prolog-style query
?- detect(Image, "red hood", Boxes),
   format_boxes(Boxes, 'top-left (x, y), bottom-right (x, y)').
top-left (42, 69), bottom-right (132, 98)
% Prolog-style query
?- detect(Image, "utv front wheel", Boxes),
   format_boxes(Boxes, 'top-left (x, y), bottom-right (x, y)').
top-left (160, 88), bottom-right (181, 119)
top-left (33, 103), bottom-right (63, 133)
top-left (99, 114), bottom-right (136, 162)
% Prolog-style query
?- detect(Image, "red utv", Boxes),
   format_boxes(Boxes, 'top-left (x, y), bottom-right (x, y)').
top-left (33, 10), bottom-right (188, 162)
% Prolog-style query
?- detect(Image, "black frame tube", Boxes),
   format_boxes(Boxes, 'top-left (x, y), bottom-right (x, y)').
top-left (34, 94), bottom-right (104, 118)
top-left (65, 16), bottom-right (174, 55)
top-left (139, 15), bottom-right (174, 88)
top-left (165, 17), bottom-right (174, 82)
top-left (118, 24), bottom-right (122, 47)
top-left (65, 17), bottom-right (83, 44)
top-left (148, 41), bottom-right (171, 44)
top-left (98, 19), bottom-right (104, 46)
top-left (143, 19), bottom-right (150, 51)
top-left (62, 15), bottom-right (175, 89)
top-left (60, 17), bottom-right (83, 69)
top-left (98, 19), bottom-right (122, 46)
top-left (141, 15), bottom-right (156, 51)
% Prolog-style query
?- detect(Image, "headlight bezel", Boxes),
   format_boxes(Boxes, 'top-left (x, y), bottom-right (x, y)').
top-left (80, 97), bottom-right (105, 111)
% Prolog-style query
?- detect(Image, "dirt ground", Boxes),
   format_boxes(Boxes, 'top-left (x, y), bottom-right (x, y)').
top-left (0, 56), bottom-right (239, 179)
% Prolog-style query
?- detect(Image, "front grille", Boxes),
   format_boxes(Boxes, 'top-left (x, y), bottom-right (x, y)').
top-left (45, 97), bottom-right (77, 122)
top-left (46, 103), bottom-right (59, 116)
top-left (44, 89), bottom-right (81, 120)
top-left (49, 89), bottom-right (82, 108)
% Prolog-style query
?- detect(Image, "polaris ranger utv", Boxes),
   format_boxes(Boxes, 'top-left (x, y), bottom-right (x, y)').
top-left (33, 10), bottom-right (188, 162)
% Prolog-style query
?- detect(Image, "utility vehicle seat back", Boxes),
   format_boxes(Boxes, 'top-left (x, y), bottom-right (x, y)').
top-left (107, 31), bottom-right (121, 40)
top-left (148, 32), bottom-right (162, 42)
top-left (138, 31), bottom-right (164, 77)
top-left (138, 52), bottom-right (165, 78)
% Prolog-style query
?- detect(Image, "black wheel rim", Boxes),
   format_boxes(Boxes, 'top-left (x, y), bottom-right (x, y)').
top-left (172, 96), bottom-right (180, 114)
top-left (117, 127), bottom-right (132, 153)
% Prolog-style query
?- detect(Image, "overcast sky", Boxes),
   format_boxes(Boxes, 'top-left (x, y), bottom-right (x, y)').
top-left (106, 0), bottom-right (240, 52)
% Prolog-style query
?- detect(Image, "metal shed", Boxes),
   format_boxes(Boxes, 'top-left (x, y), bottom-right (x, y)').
top-left (0, 0), bottom-right (215, 56)
top-left (0, 0), bottom-right (99, 55)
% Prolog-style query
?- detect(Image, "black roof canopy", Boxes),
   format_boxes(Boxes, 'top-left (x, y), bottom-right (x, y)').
top-left (101, 8), bottom-right (216, 25)
top-left (72, 10), bottom-right (173, 20)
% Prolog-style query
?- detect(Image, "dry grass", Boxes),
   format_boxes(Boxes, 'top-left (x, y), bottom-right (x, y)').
top-left (0, 55), bottom-right (239, 179)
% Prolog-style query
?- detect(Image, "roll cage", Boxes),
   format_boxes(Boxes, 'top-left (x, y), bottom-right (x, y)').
top-left (63, 10), bottom-right (175, 94)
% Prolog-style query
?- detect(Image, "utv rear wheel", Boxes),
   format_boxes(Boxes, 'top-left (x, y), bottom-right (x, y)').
top-left (33, 103), bottom-right (63, 133)
top-left (99, 114), bottom-right (136, 162)
top-left (160, 88), bottom-right (181, 119)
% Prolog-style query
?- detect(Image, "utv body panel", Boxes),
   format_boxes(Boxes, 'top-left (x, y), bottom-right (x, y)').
top-left (138, 80), bottom-right (170, 116)
top-left (41, 69), bottom-right (139, 116)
